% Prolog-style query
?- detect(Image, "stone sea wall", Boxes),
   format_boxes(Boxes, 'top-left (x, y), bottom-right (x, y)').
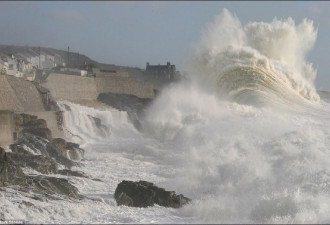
top-left (7, 76), bottom-right (45, 112)
top-left (0, 75), bottom-right (45, 112)
top-left (0, 72), bottom-right (154, 147)
top-left (42, 73), bottom-right (98, 101)
top-left (0, 111), bottom-right (15, 147)
top-left (42, 73), bottom-right (154, 101)
top-left (95, 76), bottom-right (154, 99)
top-left (0, 75), bottom-right (24, 112)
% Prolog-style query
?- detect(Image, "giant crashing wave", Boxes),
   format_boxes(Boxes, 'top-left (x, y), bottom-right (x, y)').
top-left (188, 9), bottom-right (320, 107)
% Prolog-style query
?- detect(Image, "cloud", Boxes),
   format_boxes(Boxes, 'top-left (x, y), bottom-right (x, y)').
top-left (48, 9), bottom-right (85, 24)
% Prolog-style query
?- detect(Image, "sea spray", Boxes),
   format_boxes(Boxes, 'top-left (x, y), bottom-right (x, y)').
top-left (142, 9), bottom-right (330, 223)
top-left (3, 8), bottom-right (330, 224)
top-left (57, 101), bottom-right (136, 144)
top-left (187, 9), bottom-right (319, 106)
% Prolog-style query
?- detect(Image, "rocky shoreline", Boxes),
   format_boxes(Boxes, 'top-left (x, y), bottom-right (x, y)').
top-left (0, 113), bottom-right (87, 201)
top-left (98, 92), bottom-right (153, 131)
top-left (1, 110), bottom-right (192, 210)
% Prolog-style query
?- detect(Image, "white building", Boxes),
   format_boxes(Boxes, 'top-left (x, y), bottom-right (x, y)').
top-left (6, 57), bottom-right (18, 76)
top-left (27, 56), bottom-right (39, 68)
top-left (27, 54), bottom-right (56, 69)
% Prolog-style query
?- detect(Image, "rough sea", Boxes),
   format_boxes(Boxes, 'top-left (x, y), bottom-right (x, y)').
top-left (2, 9), bottom-right (330, 224)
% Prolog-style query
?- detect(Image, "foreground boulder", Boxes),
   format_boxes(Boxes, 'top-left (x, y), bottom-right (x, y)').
top-left (20, 117), bottom-right (52, 141)
top-left (0, 147), bottom-right (80, 198)
top-left (52, 138), bottom-right (85, 160)
top-left (0, 147), bottom-right (25, 186)
top-left (11, 132), bottom-right (76, 168)
top-left (114, 180), bottom-right (191, 208)
top-left (7, 152), bottom-right (58, 174)
top-left (0, 112), bottom-right (88, 200)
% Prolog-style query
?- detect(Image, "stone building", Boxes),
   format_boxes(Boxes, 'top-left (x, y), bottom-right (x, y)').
top-left (146, 62), bottom-right (176, 80)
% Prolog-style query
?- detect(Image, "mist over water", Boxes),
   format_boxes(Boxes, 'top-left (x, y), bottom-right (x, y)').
top-left (59, 9), bottom-right (330, 223)
top-left (187, 9), bottom-right (319, 106)
top-left (5, 9), bottom-right (330, 224)
top-left (141, 9), bottom-right (330, 223)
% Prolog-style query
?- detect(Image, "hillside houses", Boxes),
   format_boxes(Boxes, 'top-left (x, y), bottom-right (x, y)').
top-left (26, 54), bottom-right (56, 69)
top-left (0, 51), bottom-right (62, 81)
top-left (0, 54), bottom-right (34, 78)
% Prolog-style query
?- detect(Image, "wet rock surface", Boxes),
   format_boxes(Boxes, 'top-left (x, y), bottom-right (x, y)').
top-left (20, 113), bottom-right (38, 125)
top-left (11, 132), bottom-right (76, 168)
top-left (0, 147), bottom-right (80, 198)
top-left (22, 118), bottom-right (48, 129)
top-left (98, 93), bottom-right (152, 130)
top-left (57, 169), bottom-right (88, 178)
top-left (7, 152), bottom-right (58, 174)
top-left (52, 138), bottom-right (85, 161)
top-left (22, 127), bottom-right (52, 141)
top-left (0, 147), bottom-right (25, 186)
top-left (114, 180), bottom-right (191, 208)
top-left (0, 113), bottom-right (88, 200)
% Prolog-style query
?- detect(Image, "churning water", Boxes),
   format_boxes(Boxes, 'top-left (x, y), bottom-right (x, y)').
top-left (2, 9), bottom-right (330, 224)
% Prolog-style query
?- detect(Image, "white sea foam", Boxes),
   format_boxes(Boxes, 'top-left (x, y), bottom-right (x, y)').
top-left (141, 9), bottom-right (330, 223)
top-left (2, 9), bottom-right (330, 224)
top-left (188, 9), bottom-right (319, 106)
top-left (57, 100), bottom-right (137, 145)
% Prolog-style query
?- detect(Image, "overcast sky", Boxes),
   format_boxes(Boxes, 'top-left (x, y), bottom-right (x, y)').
top-left (1, 1), bottom-right (330, 90)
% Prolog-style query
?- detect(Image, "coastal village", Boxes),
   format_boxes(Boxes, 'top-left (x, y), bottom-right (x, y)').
top-left (0, 45), bottom-right (182, 145)
top-left (0, 46), bottom-right (180, 82)
top-left (0, 45), bottom-right (191, 212)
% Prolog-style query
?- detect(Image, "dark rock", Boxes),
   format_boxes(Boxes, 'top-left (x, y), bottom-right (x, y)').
top-left (22, 200), bottom-right (34, 207)
top-left (13, 113), bottom-right (23, 126)
top-left (46, 142), bottom-right (76, 168)
top-left (7, 152), bottom-right (58, 174)
top-left (97, 93), bottom-right (152, 131)
top-left (0, 147), bottom-right (80, 199)
top-left (52, 138), bottom-right (84, 161)
top-left (116, 192), bottom-right (134, 206)
top-left (57, 169), bottom-right (88, 178)
top-left (52, 138), bottom-right (67, 156)
top-left (66, 145), bottom-right (84, 161)
top-left (114, 180), bottom-right (191, 208)
top-left (30, 176), bottom-right (80, 198)
top-left (91, 178), bottom-right (103, 182)
top-left (55, 111), bottom-right (64, 131)
top-left (22, 127), bottom-right (52, 141)
top-left (12, 132), bottom-right (50, 156)
top-left (11, 132), bottom-right (76, 168)
top-left (66, 142), bottom-right (80, 149)
top-left (89, 116), bottom-right (102, 127)
top-left (20, 113), bottom-right (38, 125)
top-left (0, 147), bottom-right (25, 186)
top-left (9, 140), bottom-right (85, 177)
top-left (23, 119), bottom-right (47, 129)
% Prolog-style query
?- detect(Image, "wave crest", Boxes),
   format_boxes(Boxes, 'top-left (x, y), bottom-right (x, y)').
top-left (188, 9), bottom-right (320, 105)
